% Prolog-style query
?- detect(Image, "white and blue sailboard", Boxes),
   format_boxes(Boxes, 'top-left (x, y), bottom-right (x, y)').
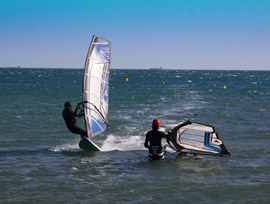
top-left (79, 35), bottom-right (111, 151)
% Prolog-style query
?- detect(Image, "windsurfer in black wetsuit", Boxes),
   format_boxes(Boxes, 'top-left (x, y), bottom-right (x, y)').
top-left (144, 119), bottom-right (169, 160)
top-left (62, 102), bottom-right (88, 138)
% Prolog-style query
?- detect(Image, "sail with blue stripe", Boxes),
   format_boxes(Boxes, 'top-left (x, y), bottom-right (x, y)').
top-left (167, 120), bottom-right (231, 156)
top-left (83, 35), bottom-right (111, 139)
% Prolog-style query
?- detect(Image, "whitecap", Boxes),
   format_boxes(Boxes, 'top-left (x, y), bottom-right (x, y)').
top-left (71, 167), bottom-right (78, 171)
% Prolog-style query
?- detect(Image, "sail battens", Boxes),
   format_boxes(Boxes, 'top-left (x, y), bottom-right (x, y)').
top-left (93, 42), bottom-right (110, 45)
top-left (84, 74), bottom-right (109, 85)
top-left (180, 143), bottom-right (217, 153)
top-left (90, 57), bottom-right (110, 63)
top-left (83, 91), bottom-right (109, 106)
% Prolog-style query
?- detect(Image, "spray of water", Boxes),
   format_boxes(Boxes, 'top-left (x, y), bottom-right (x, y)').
top-left (101, 134), bottom-right (146, 151)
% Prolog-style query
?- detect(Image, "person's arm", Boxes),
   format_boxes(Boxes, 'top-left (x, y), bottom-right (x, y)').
top-left (76, 103), bottom-right (85, 117)
top-left (144, 134), bottom-right (150, 149)
top-left (162, 131), bottom-right (170, 139)
top-left (73, 103), bottom-right (81, 116)
top-left (78, 112), bottom-right (84, 117)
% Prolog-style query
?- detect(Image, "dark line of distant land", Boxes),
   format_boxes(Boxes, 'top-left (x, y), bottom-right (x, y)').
top-left (0, 66), bottom-right (269, 71)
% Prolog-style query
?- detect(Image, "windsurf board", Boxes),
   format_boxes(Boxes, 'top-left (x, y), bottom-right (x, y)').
top-left (79, 137), bottom-right (101, 151)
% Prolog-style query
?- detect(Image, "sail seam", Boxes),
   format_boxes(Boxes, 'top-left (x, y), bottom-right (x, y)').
top-left (85, 73), bottom-right (110, 84)
top-left (89, 57), bottom-right (110, 63)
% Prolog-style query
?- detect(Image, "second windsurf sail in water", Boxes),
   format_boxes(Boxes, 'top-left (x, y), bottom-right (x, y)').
top-left (79, 35), bottom-right (111, 151)
top-left (166, 117), bottom-right (231, 157)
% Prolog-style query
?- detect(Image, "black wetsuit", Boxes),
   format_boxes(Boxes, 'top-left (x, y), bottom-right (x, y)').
top-left (62, 107), bottom-right (87, 138)
top-left (144, 128), bottom-right (168, 159)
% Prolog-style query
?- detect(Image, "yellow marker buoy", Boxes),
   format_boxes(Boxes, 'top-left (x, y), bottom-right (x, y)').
top-left (223, 85), bottom-right (227, 90)
top-left (124, 77), bottom-right (128, 82)
top-left (162, 81), bottom-right (165, 85)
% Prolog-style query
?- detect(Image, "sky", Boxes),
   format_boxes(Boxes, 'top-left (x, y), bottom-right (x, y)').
top-left (0, 0), bottom-right (270, 70)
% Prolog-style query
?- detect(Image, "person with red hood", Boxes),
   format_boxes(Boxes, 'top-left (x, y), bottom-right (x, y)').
top-left (144, 119), bottom-right (169, 160)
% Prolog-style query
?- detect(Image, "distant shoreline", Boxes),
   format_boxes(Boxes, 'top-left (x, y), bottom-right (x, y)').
top-left (0, 67), bottom-right (269, 71)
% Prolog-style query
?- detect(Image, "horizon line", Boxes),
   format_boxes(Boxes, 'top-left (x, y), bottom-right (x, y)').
top-left (0, 66), bottom-right (270, 71)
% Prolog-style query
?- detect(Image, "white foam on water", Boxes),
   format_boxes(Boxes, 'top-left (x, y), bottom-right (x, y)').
top-left (50, 140), bottom-right (79, 152)
top-left (71, 167), bottom-right (78, 171)
top-left (101, 134), bottom-right (145, 152)
top-left (159, 127), bottom-right (166, 132)
top-left (165, 123), bottom-right (180, 129)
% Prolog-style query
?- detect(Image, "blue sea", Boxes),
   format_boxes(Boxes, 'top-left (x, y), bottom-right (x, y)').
top-left (0, 68), bottom-right (269, 203)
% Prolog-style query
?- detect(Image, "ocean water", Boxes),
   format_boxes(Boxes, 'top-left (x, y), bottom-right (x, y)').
top-left (0, 68), bottom-right (269, 204)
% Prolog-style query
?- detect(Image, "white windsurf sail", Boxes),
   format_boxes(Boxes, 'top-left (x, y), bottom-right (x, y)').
top-left (167, 120), bottom-right (231, 156)
top-left (83, 35), bottom-right (111, 140)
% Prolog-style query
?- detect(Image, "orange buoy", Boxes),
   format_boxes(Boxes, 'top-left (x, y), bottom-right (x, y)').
top-left (124, 77), bottom-right (128, 82)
